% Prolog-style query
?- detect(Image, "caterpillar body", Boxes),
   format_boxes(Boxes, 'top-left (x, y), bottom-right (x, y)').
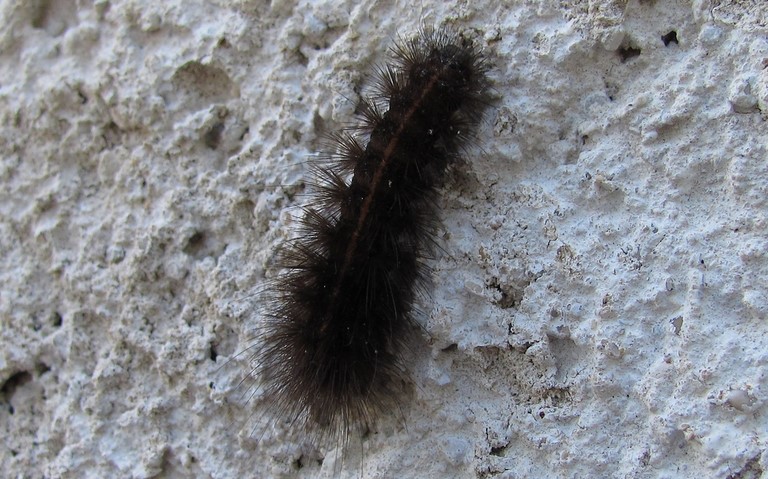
top-left (255, 27), bottom-right (492, 443)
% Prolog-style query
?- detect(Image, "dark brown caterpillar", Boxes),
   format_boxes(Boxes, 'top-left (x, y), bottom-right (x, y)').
top-left (255, 27), bottom-right (491, 443)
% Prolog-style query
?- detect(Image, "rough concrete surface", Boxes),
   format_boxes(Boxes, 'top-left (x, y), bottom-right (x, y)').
top-left (1, 0), bottom-right (767, 478)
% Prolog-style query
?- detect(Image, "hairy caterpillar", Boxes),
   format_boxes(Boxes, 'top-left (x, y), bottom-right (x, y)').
top-left (252, 26), bottom-right (492, 447)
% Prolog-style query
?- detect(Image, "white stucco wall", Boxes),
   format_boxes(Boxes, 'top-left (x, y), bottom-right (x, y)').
top-left (1, 1), bottom-right (767, 478)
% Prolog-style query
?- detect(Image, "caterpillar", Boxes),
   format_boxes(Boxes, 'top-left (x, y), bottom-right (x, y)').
top-left (253, 26), bottom-right (492, 445)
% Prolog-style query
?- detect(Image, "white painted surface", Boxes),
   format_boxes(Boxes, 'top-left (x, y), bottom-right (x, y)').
top-left (1, 1), bottom-right (766, 478)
